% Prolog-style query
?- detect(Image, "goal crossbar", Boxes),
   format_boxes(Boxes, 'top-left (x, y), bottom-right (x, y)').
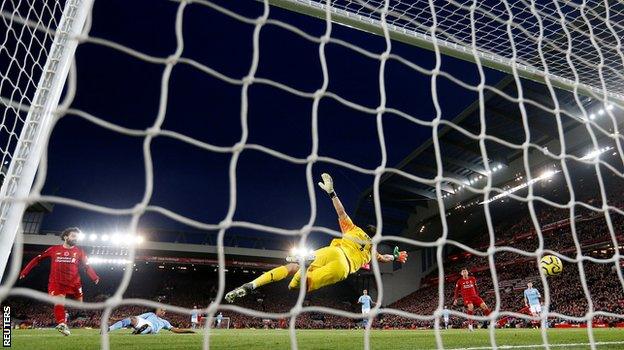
top-left (268, 0), bottom-right (624, 104)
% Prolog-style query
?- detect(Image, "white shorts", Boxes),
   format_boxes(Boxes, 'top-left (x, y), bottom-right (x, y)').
top-left (134, 317), bottom-right (154, 334)
top-left (191, 318), bottom-right (198, 323)
top-left (362, 308), bottom-right (370, 315)
top-left (444, 317), bottom-right (449, 324)
top-left (529, 304), bottom-right (542, 315)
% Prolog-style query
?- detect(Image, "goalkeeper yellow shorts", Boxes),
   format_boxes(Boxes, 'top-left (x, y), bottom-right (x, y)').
top-left (288, 246), bottom-right (350, 292)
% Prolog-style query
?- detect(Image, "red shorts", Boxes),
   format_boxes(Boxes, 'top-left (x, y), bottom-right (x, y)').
top-left (462, 295), bottom-right (484, 306)
top-left (48, 284), bottom-right (83, 299)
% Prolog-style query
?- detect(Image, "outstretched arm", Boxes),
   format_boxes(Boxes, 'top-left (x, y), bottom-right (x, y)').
top-left (377, 247), bottom-right (408, 263)
top-left (160, 318), bottom-right (195, 334)
top-left (331, 195), bottom-right (348, 220)
top-left (318, 173), bottom-right (348, 220)
top-left (376, 253), bottom-right (394, 263)
top-left (162, 320), bottom-right (194, 333)
top-left (20, 247), bottom-right (52, 279)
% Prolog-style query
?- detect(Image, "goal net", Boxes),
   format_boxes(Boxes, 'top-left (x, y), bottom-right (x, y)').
top-left (0, 0), bottom-right (623, 349)
top-left (0, 0), bottom-right (93, 278)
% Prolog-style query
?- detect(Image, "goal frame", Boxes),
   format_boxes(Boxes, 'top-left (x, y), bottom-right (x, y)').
top-left (0, 0), bottom-right (94, 282)
top-left (266, 0), bottom-right (624, 104)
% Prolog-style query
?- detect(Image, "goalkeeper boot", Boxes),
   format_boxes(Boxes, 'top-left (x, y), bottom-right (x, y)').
top-left (56, 323), bottom-right (71, 336)
top-left (225, 283), bottom-right (253, 303)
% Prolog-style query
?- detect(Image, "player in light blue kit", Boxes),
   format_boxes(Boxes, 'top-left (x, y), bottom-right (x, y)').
top-left (107, 308), bottom-right (194, 335)
top-left (216, 312), bottom-right (224, 328)
top-left (523, 282), bottom-right (542, 317)
top-left (358, 289), bottom-right (374, 327)
top-left (191, 306), bottom-right (199, 329)
top-left (442, 306), bottom-right (450, 329)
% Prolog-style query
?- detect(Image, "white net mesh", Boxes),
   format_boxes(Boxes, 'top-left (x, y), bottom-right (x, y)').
top-left (0, 0), bottom-right (623, 349)
top-left (0, 0), bottom-right (64, 198)
top-left (0, 0), bottom-right (86, 276)
top-left (277, 0), bottom-right (624, 100)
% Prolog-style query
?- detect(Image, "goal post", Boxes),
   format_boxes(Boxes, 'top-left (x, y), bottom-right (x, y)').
top-left (0, 0), bottom-right (93, 282)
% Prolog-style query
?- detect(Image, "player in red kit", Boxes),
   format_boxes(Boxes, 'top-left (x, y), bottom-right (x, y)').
top-left (19, 227), bottom-right (99, 336)
top-left (452, 268), bottom-right (491, 331)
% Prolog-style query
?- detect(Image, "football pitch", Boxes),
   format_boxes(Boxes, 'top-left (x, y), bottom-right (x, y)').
top-left (8, 328), bottom-right (624, 350)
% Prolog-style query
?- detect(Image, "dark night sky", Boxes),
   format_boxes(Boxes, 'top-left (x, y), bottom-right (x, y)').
top-left (40, 0), bottom-right (505, 245)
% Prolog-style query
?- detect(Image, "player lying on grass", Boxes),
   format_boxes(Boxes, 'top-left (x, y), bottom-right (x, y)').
top-left (453, 268), bottom-right (492, 331)
top-left (19, 227), bottom-right (100, 336)
top-left (226, 173), bottom-right (408, 303)
top-left (107, 308), bottom-right (195, 334)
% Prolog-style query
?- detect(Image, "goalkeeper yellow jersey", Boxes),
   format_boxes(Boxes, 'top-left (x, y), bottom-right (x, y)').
top-left (330, 216), bottom-right (372, 272)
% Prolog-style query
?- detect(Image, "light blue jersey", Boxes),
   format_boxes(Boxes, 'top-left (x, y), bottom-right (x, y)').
top-left (442, 309), bottom-right (450, 320)
top-left (139, 312), bottom-right (173, 334)
top-left (524, 288), bottom-right (541, 306)
top-left (358, 295), bottom-right (372, 310)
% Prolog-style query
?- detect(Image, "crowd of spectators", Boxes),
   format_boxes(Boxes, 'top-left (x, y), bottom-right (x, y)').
top-left (9, 250), bottom-right (622, 330)
top-left (387, 186), bottom-right (624, 329)
top-left (5, 177), bottom-right (624, 330)
top-left (5, 267), bottom-right (363, 330)
top-left (385, 260), bottom-right (624, 328)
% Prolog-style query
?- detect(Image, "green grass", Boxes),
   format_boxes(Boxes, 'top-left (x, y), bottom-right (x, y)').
top-left (9, 328), bottom-right (624, 350)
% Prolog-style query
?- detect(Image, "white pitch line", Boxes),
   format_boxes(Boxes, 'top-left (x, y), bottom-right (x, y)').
top-left (443, 341), bottom-right (624, 350)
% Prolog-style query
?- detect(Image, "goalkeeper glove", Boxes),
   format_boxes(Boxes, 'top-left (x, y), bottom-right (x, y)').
top-left (393, 246), bottom-right (408, 263)
top-left (318, 173), bottom-right (335, 197)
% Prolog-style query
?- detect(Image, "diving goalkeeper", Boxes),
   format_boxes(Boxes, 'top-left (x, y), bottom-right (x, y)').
top-left (225, 173), bottom-right (408, 303)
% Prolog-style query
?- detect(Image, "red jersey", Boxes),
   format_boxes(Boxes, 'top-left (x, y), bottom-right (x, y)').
top-left (20, 245), bottom-right (99, 287)
top-left (454, 276), bottom-right (479, 300)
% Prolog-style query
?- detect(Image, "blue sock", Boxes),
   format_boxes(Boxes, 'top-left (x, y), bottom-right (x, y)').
top-left (109, 318), bottom-right (131, 331)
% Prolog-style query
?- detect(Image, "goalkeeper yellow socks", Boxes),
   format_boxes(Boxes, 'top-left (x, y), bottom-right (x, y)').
top-left (251, 265), bottom-right (290, 289)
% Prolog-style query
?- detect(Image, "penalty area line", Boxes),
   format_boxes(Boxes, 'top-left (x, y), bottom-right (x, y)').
top-left (443, 341), bottom-right (624, 350)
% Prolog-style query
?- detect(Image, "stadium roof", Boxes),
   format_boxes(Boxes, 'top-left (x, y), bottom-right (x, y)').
top-left (354, 75), bottom-right (619, 237)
